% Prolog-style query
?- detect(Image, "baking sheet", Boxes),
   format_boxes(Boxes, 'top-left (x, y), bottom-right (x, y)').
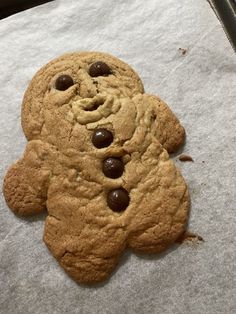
top-left (0, 0), bottom-right (236, 313)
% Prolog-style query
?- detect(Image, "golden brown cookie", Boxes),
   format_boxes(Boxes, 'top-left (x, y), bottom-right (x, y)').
top-left (3, 52), bottom-right (189, 284)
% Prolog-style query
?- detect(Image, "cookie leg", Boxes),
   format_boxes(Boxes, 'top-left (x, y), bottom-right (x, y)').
top-left (127, 188), bottom-right (189, 254)
top-left (44, 215), bottom-right (126, 284)
top-left (128, 219), bottom-right (186, 254)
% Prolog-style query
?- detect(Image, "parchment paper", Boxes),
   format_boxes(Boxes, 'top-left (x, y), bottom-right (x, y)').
top-left (0, 1), bottom-right (236, 313)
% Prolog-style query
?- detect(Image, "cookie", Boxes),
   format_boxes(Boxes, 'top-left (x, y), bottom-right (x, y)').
top-left (3, 52), bottom-right (189, 284)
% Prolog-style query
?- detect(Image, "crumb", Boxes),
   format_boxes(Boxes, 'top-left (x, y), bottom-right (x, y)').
top-left (202, 161), bottom-right (205, 163)
top-left (179, 154), bottom-right (194, 162)
top-left (178, 47), bottom-right (187, 55)
top-left (176, 231), bottom-right (204, 244)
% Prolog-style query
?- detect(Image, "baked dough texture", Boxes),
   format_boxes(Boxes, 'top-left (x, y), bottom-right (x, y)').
top-left (3, 52), bottom-right (189, 284)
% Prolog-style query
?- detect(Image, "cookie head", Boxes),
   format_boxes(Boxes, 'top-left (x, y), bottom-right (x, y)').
top-left (21, 52), bottom-right (144, 148)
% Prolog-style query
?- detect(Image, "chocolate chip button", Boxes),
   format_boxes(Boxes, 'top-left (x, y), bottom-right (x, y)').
top-left (107, 188), bottom-right (130, 212)
top-left (92, 129), bottom-right (113, 148)
top-left (103, 157), bottom-right (124, 179)
top-left (89, 61), bottom-right (112, 77)
top-left (55, 74), bottom-right (74, 91)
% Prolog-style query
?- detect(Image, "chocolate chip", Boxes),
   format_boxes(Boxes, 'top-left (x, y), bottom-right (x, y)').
top-left (92, 129), bottom-right (113, 148)
top-left (89, 61), bottom-right (112, 77)
top-left (107, 188), bottom-right (130, 212)
top-left (178, 154), bottom-right (194, 162)
top-left (55, 75), bottom-right (74, 91)
top-left (102, 157), bottom-right (124, 178)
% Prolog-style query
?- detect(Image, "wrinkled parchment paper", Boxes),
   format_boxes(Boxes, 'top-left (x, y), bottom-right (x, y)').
top-left (0, 0), bottom-right (236, 313)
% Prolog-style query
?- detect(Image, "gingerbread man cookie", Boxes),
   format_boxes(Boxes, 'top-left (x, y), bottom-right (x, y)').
top-left (3, 52), bottom-right (189, 284)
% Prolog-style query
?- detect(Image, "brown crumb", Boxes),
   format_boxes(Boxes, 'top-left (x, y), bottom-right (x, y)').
top-left (178, 47), bottom-right (187, 55)
top-left (179, 154), bottom-right (194, 162)
top-left (176, 231), bottom-right (204, 244)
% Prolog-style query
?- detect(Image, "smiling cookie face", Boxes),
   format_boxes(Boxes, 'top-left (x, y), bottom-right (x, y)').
top-left (21, 52), bottom-right (144, 151)
top-left (4, 52), bottom-right (189, 284)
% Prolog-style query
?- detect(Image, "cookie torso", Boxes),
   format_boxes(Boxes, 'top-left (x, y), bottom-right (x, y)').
top-left (43, 95), bottom-right (188, 283)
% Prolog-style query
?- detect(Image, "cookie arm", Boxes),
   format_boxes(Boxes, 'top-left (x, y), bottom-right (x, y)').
top-left (133, 94), bottom-right (186, 153)
top-left (3, 140), bottom-right (52, 216)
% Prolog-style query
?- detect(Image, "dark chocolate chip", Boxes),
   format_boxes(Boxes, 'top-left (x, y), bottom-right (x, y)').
top-left (89, 61), bottom-right (112, 77)
top-left (103, 157), bottom-right (124, 179)
top-left (92, 129), bottom-right (113, 148)
top-left (107, 188), bottom-right (130, 212)
top-left (55, 74), bottom-right (74, 91)
top-left (178, 154), bottom-right (194, 162)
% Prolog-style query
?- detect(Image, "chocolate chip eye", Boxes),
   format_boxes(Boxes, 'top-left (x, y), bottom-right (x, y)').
top-left (89, 61), bottom-right (112, 77)
top-left (55, 74), bottom-right (74, 91)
